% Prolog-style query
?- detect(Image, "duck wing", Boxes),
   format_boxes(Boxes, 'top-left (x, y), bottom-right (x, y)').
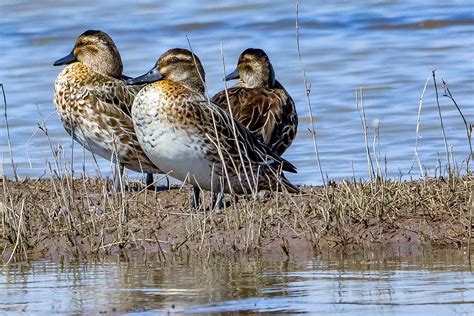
top-left (199, 99), bottom-right (297, 173)
top-left (212, 85), bottom-right (297, 155)
top-left (79, 81), bottom-right (158, 170)
top-left (84, 79), bottom-right (143, 117)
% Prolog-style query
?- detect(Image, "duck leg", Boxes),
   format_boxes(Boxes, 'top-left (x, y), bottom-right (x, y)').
top-left (164, 175), bottom-right (170, 189)
top-left (147, 173), bottom-right (172, 191)
top-left (212, 186), bottom-right (225, 213)
top-left (113, 163), bottom-right (125, 192)
top-left (191, 186), bottom-right (201, 209)
top-left (145, 173), bottom-right (154, 190)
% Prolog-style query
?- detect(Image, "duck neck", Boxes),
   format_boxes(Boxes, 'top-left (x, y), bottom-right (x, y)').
top-left (181, 77), bottom-right (206, 95)
top-left (236, 64), bottom-right (275, 89)
top-left (82, 52), bottom-right (123, 79)
top-left (172, 68), bottom-right (206, 94)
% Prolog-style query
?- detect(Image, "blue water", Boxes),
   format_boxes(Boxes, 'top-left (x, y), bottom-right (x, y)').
top-left (0, 1), bottom-right (473, 185)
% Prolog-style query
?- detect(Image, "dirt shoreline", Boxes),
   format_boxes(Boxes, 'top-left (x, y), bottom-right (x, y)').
top-left (0, 175), bottom-right (472, 263)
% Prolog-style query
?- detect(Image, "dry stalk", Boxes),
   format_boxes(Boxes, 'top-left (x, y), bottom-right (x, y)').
top-left (1, 84), bottom-right (19, 181)
top-left (295, 0), bottom-right (325, 186)
top-left (219, 42), bottom-right (258, 195)
top-left (35, 104), bottom-right (73, 210)
top-left (372, 120), bottom-right (382, 179)
top-left (442, 80), bottom-right (473, 171)
top-left (356, 88), bottom-right (375, 184)
top-left (412, 73), bottom-right (431, 177)
top-left (432, 70), bottom-right (451, 177)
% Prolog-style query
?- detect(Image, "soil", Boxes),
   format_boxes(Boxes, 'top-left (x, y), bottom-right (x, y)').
top-left (0, 175), bottom-right (472, 263)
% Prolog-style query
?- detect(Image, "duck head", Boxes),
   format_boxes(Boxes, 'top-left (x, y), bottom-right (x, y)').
top-left (127, 48), bottom-right (206, 94)
top-left (53, 30), bottom-right (123, 79)
top-left (225, 48), bottom-right (275, 88)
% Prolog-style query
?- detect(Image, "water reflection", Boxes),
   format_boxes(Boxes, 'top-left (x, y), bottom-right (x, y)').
top-left (1, 250), bottom-right (473, 314)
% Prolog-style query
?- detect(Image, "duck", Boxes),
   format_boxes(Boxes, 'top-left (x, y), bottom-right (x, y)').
top-left (53, 30), bottom-right (161, 191)
top-left (211, 48), bottom-right (298, 156)
top-left (126, 48), bottom-right (298, 211)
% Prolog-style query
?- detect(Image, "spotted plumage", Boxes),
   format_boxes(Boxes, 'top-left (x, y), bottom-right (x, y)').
top-left (127, 48), bottom-right (298, 202)
top-left (53, 30), bottom-right (160, 178)
top-left (212, 48), bottom-right (298, 156)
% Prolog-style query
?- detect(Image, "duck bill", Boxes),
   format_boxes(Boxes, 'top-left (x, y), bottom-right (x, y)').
top-left (224, 68), bottom-right (240, 81)
top-left (53, 51), bottom-right (77, 66)
top-left (126, 67), bottom-right (163, 85)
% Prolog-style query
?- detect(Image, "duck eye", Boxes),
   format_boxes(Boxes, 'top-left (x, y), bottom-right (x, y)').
top-left (77, 40), bottom-right (92, 48)
top-left (170, 57), bottom-right (179, 63)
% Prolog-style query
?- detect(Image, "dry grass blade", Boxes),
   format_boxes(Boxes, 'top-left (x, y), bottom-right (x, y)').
top-left (1, 84), bottom-right (19, 182)
top-left (356, 88), bottom-right (375, 184)
top-left (412, 73), bottom-right (431, 177)
top-left (1, 198), bottom-right (25, 269)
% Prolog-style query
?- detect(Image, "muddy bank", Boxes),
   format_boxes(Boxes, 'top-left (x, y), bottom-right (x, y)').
top-left (0, 176), bottom-right (472, 263)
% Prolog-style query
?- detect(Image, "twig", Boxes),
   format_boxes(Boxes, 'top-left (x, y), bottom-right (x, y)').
top-left (296, 1), bottom-right (325, 187)
top-left (432, 70), bottom-right (451, 177)
top-left (442, 80), bottom-right (472, 171)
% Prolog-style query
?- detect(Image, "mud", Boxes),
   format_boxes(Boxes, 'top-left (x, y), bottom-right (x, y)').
top-left (0, 176), bottom-right (472, 263)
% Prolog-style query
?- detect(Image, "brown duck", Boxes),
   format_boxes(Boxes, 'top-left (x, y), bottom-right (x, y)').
top-left (212, 48), bottom-right (298, 156)
top-left (53, 30), bottom-right (161, 190)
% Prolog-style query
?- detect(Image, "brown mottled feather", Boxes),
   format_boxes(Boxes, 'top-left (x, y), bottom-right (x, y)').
top-left (212, 82), bottom-right (297, 156)
top-left (54, 63), bottom-right (160, 173)
top-left (212, 49), bottom-right (298, 156)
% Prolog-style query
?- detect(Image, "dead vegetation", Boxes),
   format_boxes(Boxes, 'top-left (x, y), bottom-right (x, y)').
top-left (0, 174), bottom-right (471, 264)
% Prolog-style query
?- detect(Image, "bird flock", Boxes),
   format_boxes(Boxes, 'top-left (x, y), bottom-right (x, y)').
top-left (53, 30), bottom-right (299, 211)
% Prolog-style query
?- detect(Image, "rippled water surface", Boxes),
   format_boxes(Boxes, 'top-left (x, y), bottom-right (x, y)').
top-left (1, 251), bottom-right (473, 314)
top-left (0, 0), bottom-right (473, 184)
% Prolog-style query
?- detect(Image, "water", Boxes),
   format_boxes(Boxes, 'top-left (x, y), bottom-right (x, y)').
top-left (1, 251), bottom-right (473, 314)
top-left (0, 1), bottom-right (473, 184)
